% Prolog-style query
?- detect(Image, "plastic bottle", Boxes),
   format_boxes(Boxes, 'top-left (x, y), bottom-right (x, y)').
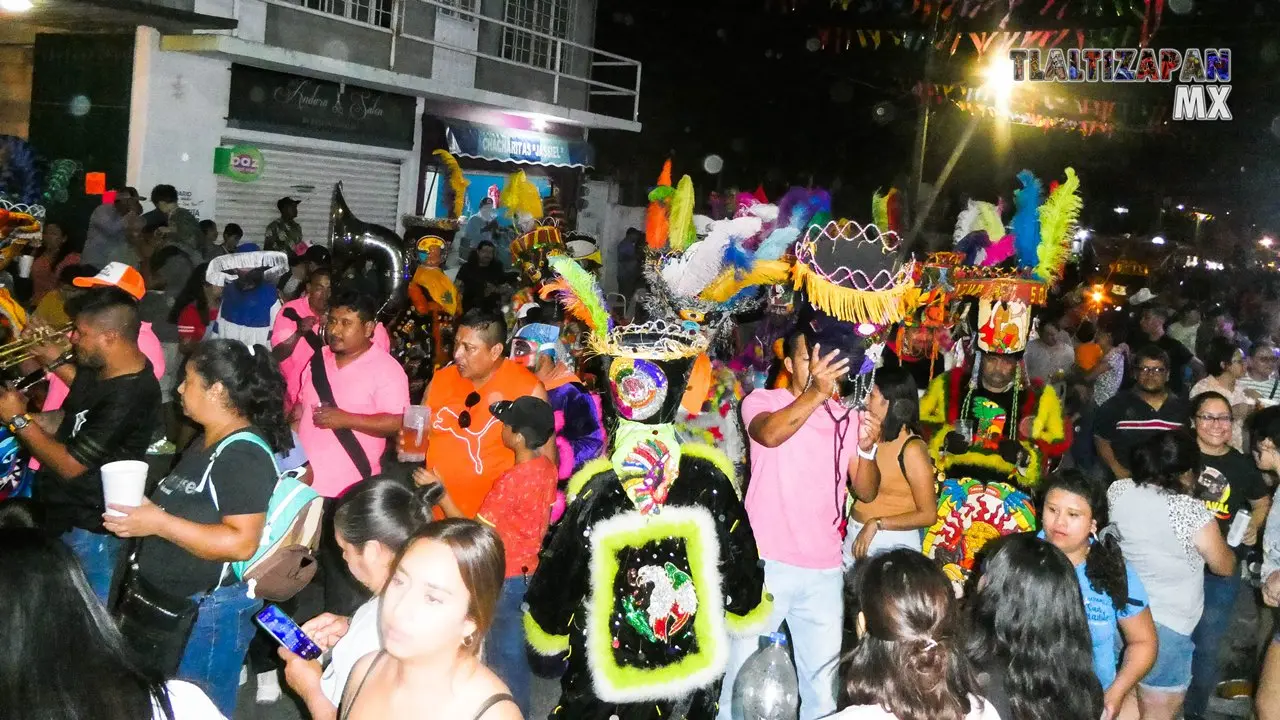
top-left (731, 632), bottom-right (800, 720)
top-left (1227, 509), bottom-right (1252, 548)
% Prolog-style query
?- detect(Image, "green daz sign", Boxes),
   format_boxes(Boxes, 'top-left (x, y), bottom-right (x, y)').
top-left (214, 145), bottom-right (265, 182)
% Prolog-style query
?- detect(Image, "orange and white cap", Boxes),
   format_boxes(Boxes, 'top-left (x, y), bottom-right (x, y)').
top-left (72, 262), bottom-right (146, 300)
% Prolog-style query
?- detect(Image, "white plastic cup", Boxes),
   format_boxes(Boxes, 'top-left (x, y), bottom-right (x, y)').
top-left (16, 255), bottom-right (34, 279)
top-left (101, 460), bottom-right (149, 517)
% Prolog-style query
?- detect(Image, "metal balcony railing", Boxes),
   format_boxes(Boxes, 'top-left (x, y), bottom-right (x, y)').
top-left (264, 0), bottom-right (642, 123)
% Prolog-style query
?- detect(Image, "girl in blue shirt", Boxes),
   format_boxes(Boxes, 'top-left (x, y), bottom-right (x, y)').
top-left (1041, 470), bottom-right (1158, 719)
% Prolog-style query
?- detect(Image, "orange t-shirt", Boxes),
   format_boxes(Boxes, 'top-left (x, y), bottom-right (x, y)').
top-left (426, 360), bottom-right (541, 518)
top-left (1075, 342), bottom-right (1103, 372)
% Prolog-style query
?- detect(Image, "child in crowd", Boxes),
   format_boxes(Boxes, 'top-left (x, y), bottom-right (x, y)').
top-left (414, 396), bottom-right (558, 716)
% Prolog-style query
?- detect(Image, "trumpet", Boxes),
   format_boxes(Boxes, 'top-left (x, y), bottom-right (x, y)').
top-left (0, 322), bottom-right (72, 371)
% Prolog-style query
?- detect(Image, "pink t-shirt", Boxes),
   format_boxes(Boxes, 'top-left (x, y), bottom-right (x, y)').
top-left (296, 345), bottom-right (409, 498)
top-left (41, 321), bottom-right (166, 412)
top-left (742, 387), bottom-right (859, 570)
top-left (271, 297), bottom-right (391, 408)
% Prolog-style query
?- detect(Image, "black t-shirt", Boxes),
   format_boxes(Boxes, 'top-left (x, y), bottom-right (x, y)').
top-left (136, 431), bottom-right (277, 597)
top-left (965, 386), bottom-right (1017, 441)
top-left (1094, 390), bottom-right (1190, 477)
top-left (1195, 448), bottom-right (1270, 537)
top-left (35, 363), bottom-right (161, 535)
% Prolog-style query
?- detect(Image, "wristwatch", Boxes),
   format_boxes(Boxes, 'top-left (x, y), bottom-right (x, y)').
top-left (8, 413), bottom-right (32, 432)
top-left (875, 518), bottom-right (885, 530)
top-left (857, 444), bottom-right (878, 461)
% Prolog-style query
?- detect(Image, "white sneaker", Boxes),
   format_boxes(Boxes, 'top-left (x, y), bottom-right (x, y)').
top-left (239, 665), bottom-right (248, 687)
top-left (256, 670), bottom-right (282, 704)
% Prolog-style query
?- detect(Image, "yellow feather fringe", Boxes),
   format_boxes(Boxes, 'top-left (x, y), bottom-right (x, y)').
top-left (500, 171), bottom-right (544, 220)
top-left (977, 201), bottom-right (1005, 246)
top-left (431, 149), bottom-right (469, 219)
top-left (791, 264), bottom-right (910, 325)
top-left (1036, 168), bottom-right (1081, 282)
top-left (668, 175), bottom-right (697, 251)
top-left (697, 260), bottom-right (791, 303)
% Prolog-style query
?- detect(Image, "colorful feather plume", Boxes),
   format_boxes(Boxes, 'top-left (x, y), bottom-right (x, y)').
top-left (872, 187), bottom-right (902, 233)
top-left (955, 229), bottom-right (989, 266)
top-left (953, 200), bottom-right (983, 248)
top-left (984, 234), bottom-right (1016, 266)
top-left (774, 187), bottom-right (809, 229)
top-left (975, 201), bottom-right (1005, 247)
top-left (431, 149), bottom-right (469, 219)
top-left (542, 255), bottom-right (611, 338)
top-left (645, 161), bottom-right (673, 250)
top-left (1036, 167), bottom-right (1082, 282)
top-left (755, 226), bottom-right (801, 261)
top-left (1011, 170), bottom-right (1042, 270)
top-left (699, 260), bottom-right (792, 303)
top-left (663, 232), bottom-right (731, 297)
top-left (500, 171), bottom-right (543, 227)
top-left (667, 175), bottom-right (697, 251)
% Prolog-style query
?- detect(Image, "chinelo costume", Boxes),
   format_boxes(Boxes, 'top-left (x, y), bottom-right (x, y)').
top-left (636, 164), bottom-right (797, 495)
top-left (919, 168), bottom-right (1082, 585)
top-left (396, 150), bottom-right (466, 401)
top-left (525, 187), bottom-right (772, 719)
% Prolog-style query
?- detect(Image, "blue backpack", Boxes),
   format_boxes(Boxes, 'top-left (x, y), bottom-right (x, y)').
top-left (202, 431), bottom-right (325, 601)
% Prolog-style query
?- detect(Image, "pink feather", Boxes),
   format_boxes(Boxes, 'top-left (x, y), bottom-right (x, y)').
top-left (983, 234), bottom-right (1016, 265)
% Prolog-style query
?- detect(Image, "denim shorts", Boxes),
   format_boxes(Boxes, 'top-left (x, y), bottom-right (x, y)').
top-left (1141, 622), bottom-right (1195, 691)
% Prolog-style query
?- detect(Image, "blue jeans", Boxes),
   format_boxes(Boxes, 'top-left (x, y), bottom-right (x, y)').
top-left (718, 560), bottom-right (844, 720)
top-left (1186, 568), bottom-right (1243, 714)
top-left (176, 583), bottom-right (262, 716)
top-left (62, 527), bottom-right (123, 604)
top-left (485, 576), bottom-right (531, 715)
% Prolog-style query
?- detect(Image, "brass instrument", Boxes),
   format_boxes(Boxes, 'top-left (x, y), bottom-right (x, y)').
top-left (328, 183), bottom-right (409, 319)
top-left (0, 323), bottom-right (72, 371)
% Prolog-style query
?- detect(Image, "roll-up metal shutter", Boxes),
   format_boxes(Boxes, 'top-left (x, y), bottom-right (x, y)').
top-left (216, 142), bottom-right (402, 248)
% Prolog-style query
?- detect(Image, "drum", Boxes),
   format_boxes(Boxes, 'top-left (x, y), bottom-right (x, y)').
top-left (0, 424), bottom-right (32, 501)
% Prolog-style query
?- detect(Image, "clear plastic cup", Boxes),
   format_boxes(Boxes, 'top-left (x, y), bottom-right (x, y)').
top-left (398, 406), bottom-right (430, 462)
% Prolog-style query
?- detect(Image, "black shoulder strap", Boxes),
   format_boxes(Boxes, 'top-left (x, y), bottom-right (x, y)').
top-left (309, 351), bottom-right (373, 479)
top-left (283, 307), bottom-right (324, 351)
top-left (471, 694), bottom-right (517, 720)
top-left (338, 651), bottom-right (384, 720)
top-left (897, 434), bottom-right (925, 477)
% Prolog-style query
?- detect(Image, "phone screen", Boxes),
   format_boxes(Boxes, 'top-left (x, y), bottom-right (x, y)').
top-left (255, 605), bottom-right (323, 660)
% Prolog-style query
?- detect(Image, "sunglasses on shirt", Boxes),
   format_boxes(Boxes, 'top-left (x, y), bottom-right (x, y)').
top-left (458, 392), bottom-right (482, 429)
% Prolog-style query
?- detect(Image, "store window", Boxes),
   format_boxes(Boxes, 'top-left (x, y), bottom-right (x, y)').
top-left (297, 0), bottom-right (394, 29)
top-left (500, 0), bottom-right (576, 72)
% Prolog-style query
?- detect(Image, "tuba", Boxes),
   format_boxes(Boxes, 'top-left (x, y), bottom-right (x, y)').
top-left (328, 183), bottom-right (410, 319)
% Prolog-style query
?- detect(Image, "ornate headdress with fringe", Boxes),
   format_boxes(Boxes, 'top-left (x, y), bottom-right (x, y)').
top-left (791, 219), bottom-right (914, 329)
top-left (949, 167), bottom-right (1082, 355)
top-left (402, 149), bottom-right (469, 247)
top-left (641, 163), bottom-right (808, 337)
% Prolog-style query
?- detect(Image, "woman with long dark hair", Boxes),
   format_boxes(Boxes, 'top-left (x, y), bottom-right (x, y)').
top-left (832, 549), bottom-right (995, 720)
top-left (103, 339), bottom-right (292, 715)
top-left (0, 526), bottom-right (225, 719)
top-left (338, 519), bottom-right (520, 719)
top-left (169, 262), bottom-right (220, 352)
top-left (1106, 431), bottom-right (1235, 720)
top-left (1040, 470), bottom-right (1157, 718)
top-left (280, 476), bottom-right (440, 720)
top-left (846, 367), bottom-right (938, 565)
top-left (965, 533), bottom-right (1105, 720)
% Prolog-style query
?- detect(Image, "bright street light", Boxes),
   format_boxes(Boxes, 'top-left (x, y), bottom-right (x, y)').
top-left (1176, 204), bottom-right (1186, 210)
top-left (1075, 229), bottom-right (1091, 241)
top-left (1262, 236), bottom-right (1275, 248)
top-left (983, 56), bottom-right (1016, 114)
top-left (1152, 236), bottom-right (1166, 245)
top-left (1114, 206), bottom-right (1129, 215)
top-left (0, 0), bottom-right (33, 10)
top-left (530, 117), bottom-right (549, 132)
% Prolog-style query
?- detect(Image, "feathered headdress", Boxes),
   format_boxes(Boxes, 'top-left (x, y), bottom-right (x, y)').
top-left (1011, 170), bottom-right (1043, 271)
top-left (1035, 167), bottom-right (1082, 283)
top-left (432, 149), bottom-right (469, 220)
top-left (540, 254), bottom-right (612, 338)
top-left (871, 187), bottom-right (904, 236)
top-left (645, 160), bottom-right (674, 250)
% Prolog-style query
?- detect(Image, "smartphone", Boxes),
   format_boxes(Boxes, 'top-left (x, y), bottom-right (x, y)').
top-left (255, 605), bottom-right (323, 660)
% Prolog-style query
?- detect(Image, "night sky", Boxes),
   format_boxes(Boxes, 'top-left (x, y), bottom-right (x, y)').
top-left (588, 0), bottom-right (1280, 251)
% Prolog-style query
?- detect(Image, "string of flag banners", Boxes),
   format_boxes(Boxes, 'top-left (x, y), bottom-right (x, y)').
top-left (915, 80), bottom-right (1169, 134)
